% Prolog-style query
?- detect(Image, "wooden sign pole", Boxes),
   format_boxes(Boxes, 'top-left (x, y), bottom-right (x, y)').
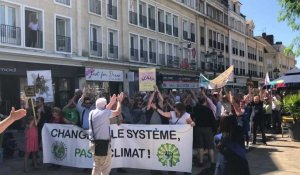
top-left (30, 98), bottom-right (37, 126)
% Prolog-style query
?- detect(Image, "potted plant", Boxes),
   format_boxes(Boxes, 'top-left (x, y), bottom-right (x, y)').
top-left (283, 93), bottom-right (300, 141)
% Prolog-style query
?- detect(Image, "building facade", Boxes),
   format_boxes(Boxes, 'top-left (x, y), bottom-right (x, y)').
top-left (257, 33), bottom-right (297, 80)
top-left (0, 0), bottom-right (296, 113)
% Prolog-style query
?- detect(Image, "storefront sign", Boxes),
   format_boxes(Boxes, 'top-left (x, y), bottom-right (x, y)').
top-left (0, 67), bottom-right (16, 73)
top-left (27, 70), bottom-right (54, 103)
top-left (139, 68), bottom-right (156, 91)
top-left (162, 75), bottom-right (199, 89)
top-left (42, 124), bottom-right (193, 173)
top-left (85, 68), bottom-right (124, 82)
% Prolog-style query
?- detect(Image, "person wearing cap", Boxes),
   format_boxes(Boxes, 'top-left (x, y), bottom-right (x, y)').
top-left (89, 93), bottom-right (124, 175)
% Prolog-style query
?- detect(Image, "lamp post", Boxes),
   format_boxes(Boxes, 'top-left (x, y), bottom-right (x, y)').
top-left (273, 67), bottom-right (280, 79)
top-left (205, 49), bottom-right (224, 78)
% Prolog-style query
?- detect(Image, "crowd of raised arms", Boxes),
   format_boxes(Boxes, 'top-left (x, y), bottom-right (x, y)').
top-left (0, 85), bottom-right (283, 175)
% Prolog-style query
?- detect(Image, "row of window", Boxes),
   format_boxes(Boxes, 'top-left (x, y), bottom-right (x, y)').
top-left (233, 59), bottom-right (246, 76)
top-left (208, 29), bottom-right (229, 53)
top-left (232, 40), bottom-right (245, 57)
top-left (207, 3), bottom-right (228, 26)
top-left (129, 0), bottom-right (195, 42)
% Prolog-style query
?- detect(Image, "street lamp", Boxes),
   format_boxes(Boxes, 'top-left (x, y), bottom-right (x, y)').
top-left (273, 67), bottom-right (280, 79)
top-left (205, 49), bottom-right (224, 78)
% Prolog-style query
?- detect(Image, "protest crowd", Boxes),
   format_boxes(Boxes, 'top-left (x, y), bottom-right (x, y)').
top-left (0, 82), bottom-right (284, 175)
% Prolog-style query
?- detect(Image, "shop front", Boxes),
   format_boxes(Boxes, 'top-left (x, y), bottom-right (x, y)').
top-left (161, 74), bottom-right (199, 89)
top-left (85, 67), bottom-right (124, 95)
top-left (0, 60), bottom-right (84, 116)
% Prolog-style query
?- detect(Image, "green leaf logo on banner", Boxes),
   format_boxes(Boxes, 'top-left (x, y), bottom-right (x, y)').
top-left (52, 141), bottom-right (68, 161)
top-left (157, 143), bottom-right (180, 167)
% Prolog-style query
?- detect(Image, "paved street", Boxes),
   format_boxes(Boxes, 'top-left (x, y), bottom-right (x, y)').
top-left (0, 132), bottom-right (300, 175)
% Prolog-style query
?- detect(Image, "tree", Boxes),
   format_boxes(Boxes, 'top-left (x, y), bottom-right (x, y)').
top-left (278, 0), bottom-right (300, 56)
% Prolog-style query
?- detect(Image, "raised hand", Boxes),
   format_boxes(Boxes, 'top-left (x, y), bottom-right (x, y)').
top-left (110, 94), bottom-right (117, 104)
top-left (117, 92), bottom-right (124, 102)
top-left (9, 107), bottom-right (27, 121)
top-left (150, 103), bottom-right (157, 110)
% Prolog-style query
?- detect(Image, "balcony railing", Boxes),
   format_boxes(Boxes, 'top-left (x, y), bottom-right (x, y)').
top-left (140, 50), bottom-right (148, 62)
top-left (149, 18), bottom-right (155, 30)
top-left (158, 22), bottom-right (164, 33)
top-left (190, 33), bottom-right (195, 42)
top-left (0, 24), bottom-right (21, 45)
top-left (139, 14), bottom-right (147, 28)
top-left (108, 45), bottom-right (118, 59)
top-left (167, 55), bottom-right (173, 67)
top-left (129, 11), bottom-right (138, 25)
top-left (166, 24), bottom-right (172, 35)
top-left (107, 4), bottom-right (117, 20)
top-left (149, 51), bottom-right (156, 64)
top-left (55, 0), bottom-right (70, 6)
top-left (201, 37), bottom-right (205, 45)
top-left (159, 54), bottom-right (166, 65)
top-left (26, 30), bottom-right (43, 48)
top-left (130, 48), bottom-right (138, 61)
top-left (90, 0), bottom-right (101, 15)
top-left (173, 27), bottom-right (178, 37)
top-left (90, 41), bottom-right (102, 57)
top-left (183, 31), bottom-right (188, 40)
top-left (56, 35), bottom-right (71, 52)
top-left (173, 56), bottom-right (180, 67)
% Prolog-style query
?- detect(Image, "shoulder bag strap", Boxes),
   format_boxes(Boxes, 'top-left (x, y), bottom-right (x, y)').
top-left (174, 112), bottom-right (184, 125)
top-left (89, 112), bottom-right (96, 142)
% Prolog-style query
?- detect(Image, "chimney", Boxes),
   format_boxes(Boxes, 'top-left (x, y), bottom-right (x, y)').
top-left (262, 33), bottom-right (274, 45)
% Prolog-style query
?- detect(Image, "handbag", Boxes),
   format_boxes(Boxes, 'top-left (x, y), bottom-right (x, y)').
top-left (90, 113), bottom-right (110, 156)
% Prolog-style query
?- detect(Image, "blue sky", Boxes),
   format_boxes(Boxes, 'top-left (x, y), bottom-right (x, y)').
top-left (240, 0), bottom-right (300, 68)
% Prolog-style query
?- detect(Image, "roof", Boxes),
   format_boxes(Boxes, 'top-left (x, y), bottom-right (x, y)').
top-left (255, 37), bottom-right (278, 53)
top-left (285, 67), bottom-right (300, 75)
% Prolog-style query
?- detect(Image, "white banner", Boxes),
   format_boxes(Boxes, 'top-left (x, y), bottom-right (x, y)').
top-left (85, 68), bottom-right (124, 82)
top-left (27, 70), bottom-right (54, 102)
top-left (42, 124), bottom-right (193, 173)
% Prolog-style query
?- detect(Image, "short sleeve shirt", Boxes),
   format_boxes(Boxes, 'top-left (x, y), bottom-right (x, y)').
top-left (169, 111), bottom-right (190, 125)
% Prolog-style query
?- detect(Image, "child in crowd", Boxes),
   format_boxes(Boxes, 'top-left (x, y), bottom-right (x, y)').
top-left (24, 116), bottom-right (39, 173)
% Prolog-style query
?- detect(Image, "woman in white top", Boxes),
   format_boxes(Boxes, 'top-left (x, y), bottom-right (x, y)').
top-left (151, 102), bottom-right (195, 126)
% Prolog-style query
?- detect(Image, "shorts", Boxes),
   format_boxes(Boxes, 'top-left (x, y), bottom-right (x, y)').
top-left (194, 127), bottom-right (214, 149)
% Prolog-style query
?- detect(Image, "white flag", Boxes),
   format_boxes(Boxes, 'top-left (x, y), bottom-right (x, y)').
top-left (264, 72), bottom-right (270, 85)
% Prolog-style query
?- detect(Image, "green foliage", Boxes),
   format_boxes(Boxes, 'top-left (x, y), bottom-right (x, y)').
top-left (283, 93), bottom-right (300, 123)
top-left (278, 0), bottom-right (300, 56)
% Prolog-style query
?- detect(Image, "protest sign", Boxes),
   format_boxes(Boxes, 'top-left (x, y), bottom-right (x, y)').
top-left (42, 124), bottom-right (193, 173)
top-left (27, 70), bottom-right (54, 102)
top-left (139, 68), bottom-right (156, 91)
top-left (210, 65), bottom-right (234, 89)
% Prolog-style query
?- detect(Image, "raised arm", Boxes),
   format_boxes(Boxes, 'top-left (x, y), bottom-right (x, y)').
top-left (112, 93), bottom-right (124, 118)
top-left (147, 91), bottom-right (156, 110)
top-left (202, 89), bottom-right (216, 116)
top-left (229, 91), bottom-right (243, 116)
top-left (151, 103), bottom-right (171, 118)
top-left (106, 94), bottom-right (117, 110)
top-left (0, 107), bottom-right (27, 134)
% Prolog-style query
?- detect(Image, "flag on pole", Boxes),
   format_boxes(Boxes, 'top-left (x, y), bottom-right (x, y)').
top-left (264, 72), bottom-right (270, 86)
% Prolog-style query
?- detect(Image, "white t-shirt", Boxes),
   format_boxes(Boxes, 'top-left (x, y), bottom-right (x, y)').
top-left (169, 111), bottom-right (190, 125)
top-left (28, 22), bottom-right (39, 31)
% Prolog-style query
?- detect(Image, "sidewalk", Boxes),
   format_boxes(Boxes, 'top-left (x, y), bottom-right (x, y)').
top-left (0, 133), bottom-right (299, 175)
top-left (248, 134), bottom-right (300, 175)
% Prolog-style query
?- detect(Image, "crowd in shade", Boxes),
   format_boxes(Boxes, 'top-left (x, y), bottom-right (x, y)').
top-left (1, 84), bottom-right (283, 175)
